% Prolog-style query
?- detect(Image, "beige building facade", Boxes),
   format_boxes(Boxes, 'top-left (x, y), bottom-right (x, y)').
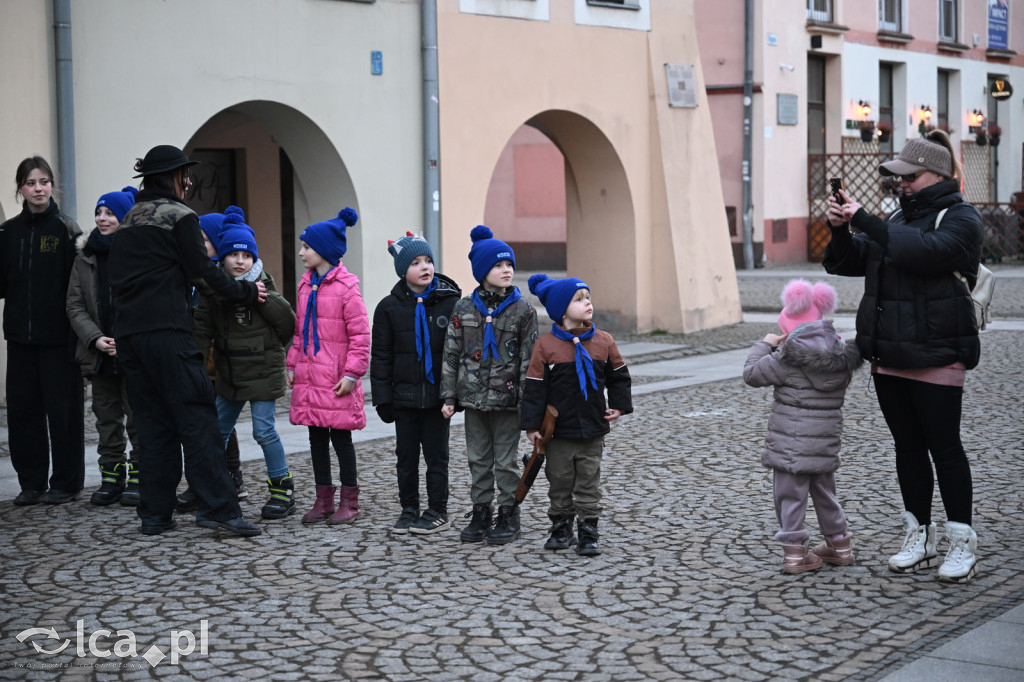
top-left (0, 0), bottom-right (739, 402)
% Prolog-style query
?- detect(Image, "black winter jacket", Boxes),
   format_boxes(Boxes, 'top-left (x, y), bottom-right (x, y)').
top-left (109, 189), bottom-right (258, 338)
top-left (0, 200), bottom-right (80, 346)
top-left (822, 179), bottom-right (982, 369)
top-left (370, 274), bottom-right (461, 409)
top-left (520, 324), bottom-right (633, 439)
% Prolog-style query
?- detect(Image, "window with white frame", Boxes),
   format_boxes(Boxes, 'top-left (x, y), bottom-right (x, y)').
top-left (807, 0), bottom-right (832, 23)
top-left (939, 0), bottom-right (957, 42)
top-left (879, 0), bottom-right (902, 32)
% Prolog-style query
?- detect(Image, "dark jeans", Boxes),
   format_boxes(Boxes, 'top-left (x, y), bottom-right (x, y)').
top-left (874, 373), bottom-right (973, 525)
top-left (118, 331), bottom-right (241, 526)
top-left (393, 407), bottom-right (450, 513)
top-left (6, 341), bottom-right (84, 493)
top-left (309, 426), bottom-right (358, 487)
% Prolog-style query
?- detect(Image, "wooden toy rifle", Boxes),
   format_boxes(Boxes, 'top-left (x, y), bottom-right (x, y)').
top-left (514, 405), bottom-right (558, 507)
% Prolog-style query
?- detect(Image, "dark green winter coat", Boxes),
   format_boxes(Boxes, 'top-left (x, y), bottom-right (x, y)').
top-left (193, 264), bottom-right (295, 402)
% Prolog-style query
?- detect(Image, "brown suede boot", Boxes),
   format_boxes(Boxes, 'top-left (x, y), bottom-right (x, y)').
top-left (302, 485), bottom-right (336, 524)
top-left (812, 535), bottom-right (855, 566)
top-left (782, 542), bottom-right (823, 574)
top-left (327, 485), bottom-right (361, 524)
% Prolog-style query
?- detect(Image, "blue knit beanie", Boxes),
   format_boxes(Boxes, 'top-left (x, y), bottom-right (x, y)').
top-left (388, 231), bottom-right (434, 278)
top-left (95, 186), bottom-right (139, 222)
top-left (300, 208), bottom-right (358, 266)
top-left (528, 274), bottom-right (589, 323)
top-left (217, 210), bottom-right (258, 261)
top-left (468, 225), bottom-right (515, 284)
top-left (199, 205), bottom-right (244, 257)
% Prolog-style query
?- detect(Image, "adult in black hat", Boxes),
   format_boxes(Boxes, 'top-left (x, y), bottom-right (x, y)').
top-left (822, 129), bottom-right (983, 583)
top-left (109, 144), bottom-right (267, 537)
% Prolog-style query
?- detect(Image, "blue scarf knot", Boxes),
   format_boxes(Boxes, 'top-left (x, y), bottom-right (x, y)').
top-left (551, 324), bottom-right (597, 399)
top-left (414, 278), bottom-right (438, 383)
top-left (472, 287), bottom-right (521, 361)
top-left (302, 267), bottom-right (334, 355)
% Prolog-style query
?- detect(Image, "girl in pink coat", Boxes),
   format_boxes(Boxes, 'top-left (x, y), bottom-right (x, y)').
top-left (286, 208), bottom-right (370, 525)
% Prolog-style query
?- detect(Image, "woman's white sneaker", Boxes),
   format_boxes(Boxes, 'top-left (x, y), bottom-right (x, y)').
top-left (888, 511), bottom-right (938, 573)
top-left (937, 522), bottom-right (978, 584)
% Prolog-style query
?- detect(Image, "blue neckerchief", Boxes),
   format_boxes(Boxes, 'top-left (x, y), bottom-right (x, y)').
top-left (551, 324), bottom-right (597, 399)
top-left (302, 266), bottom-right (334, 355)
top-left (472, 287), bottom-right (521, 361)
top-left (414, 278), bottom-right (438, 383)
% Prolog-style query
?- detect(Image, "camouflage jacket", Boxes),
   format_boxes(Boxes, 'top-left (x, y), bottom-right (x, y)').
top-left (440, 287), bottom-right (538, 411)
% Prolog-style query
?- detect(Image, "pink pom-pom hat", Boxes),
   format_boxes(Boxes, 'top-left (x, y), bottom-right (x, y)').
top-left (777, 279), bottom-right (838, 334)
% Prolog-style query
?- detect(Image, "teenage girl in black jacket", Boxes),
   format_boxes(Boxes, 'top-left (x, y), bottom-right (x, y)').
top-left (0, 156), bottom-right (84, 505)
top-left (824, 130), bottom-right (983, 584)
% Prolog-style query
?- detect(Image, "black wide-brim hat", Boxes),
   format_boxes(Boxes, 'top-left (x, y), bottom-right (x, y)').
top-left (133, 144), bottom-right (199, 178)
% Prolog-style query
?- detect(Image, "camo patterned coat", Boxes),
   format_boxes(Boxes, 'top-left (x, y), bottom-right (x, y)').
top-left (440, 287), bottom-right (538, 412)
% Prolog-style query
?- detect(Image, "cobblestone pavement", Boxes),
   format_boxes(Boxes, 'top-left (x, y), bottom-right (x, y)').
top-left (0, 268), bottom-right (1021, 680)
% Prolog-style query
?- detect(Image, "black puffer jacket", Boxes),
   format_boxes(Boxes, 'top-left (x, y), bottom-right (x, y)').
top-left (822, 179), bottom-right (982, 369)
top-left (0, 200), bottom-right (81, 346)
top-left (370, 274), bottom-right (461, 409)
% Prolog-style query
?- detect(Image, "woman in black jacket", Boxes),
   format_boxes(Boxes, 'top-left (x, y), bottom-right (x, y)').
top-left (0, 156), bottom-right (84, 505)
top-left (823, 130), bottom-right (982, 584)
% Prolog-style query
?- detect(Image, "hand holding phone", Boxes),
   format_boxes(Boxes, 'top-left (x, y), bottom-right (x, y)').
top-left (829, 177), bottom-right (845, 205)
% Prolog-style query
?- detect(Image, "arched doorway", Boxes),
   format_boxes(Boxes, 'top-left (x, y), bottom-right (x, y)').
top-left (482, 110), bottom-right (637, 331)
top-left (184, 101), bottom-right (357, 306)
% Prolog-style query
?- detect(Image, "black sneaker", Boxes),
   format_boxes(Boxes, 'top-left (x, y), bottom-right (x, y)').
top-left (459, 504), bottom-right (492, 543)
top-left (41, 489), bottom-right (79, 505)
top-left (485, 505), bottom-right (521, 545)
top-left (230, 469), bottom-right (248, 499)
top-left (392, 507), bottom-right (420, 534)
top-left (196, 516), bottom-right (262, 537)
top-left (14, 489), bottom-right (45, 506)
top-left (175, 487), bottom-right (198, 512)
top-left (409, 509), bottom-right (450, 535)
top-left (140, 520), bottom-right (177, 536)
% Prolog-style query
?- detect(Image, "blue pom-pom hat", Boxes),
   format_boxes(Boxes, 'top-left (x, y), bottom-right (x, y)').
top-left (467, 224), bottom-right (516, 284)
top-left (300, 208), bottom-right (359, 266)
top-left (528, 273), bottom-right (589, 324)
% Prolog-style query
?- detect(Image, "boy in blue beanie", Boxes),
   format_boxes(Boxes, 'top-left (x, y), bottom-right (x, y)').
top-left (371, 232), bottom-right (462, 535)
top-left (67, 186), bottom-right (139, 506)
top-left (521, 274), bottom-right (632, 556)
top-left (193, 212), bottom-right (298, 520)
top-left (441, 225), bottom-right (538, 544)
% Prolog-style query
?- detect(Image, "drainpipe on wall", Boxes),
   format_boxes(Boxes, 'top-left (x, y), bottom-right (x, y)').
top-left (54, 0), bottom-right (77, 223)
top-left (740, 0), bottom-right (754, 270)
top-left (422, 0), bottom-right (441, 267)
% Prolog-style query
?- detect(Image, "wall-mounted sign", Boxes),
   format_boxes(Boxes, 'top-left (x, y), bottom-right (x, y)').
top-left (777, 94), bottom-right (798, 125)
top-left (990, 79), bottom-right (1013, 100)
top-left (665, 63), bottom-right (698, 108)
top-left (371, 51), bottom-right (383, 76)
top-left (988, 2), bottom-right (1009, 51)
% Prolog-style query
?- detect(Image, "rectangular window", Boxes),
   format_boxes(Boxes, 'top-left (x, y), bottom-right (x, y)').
top-left (807, 0), bottom-right (832, 23)
top-left (879, 0), bottom-right (902, 32)
top-left (879, 63), bottom-right (894, 152)
top-left (937, 70), bottom-right (950, 131)
top-left (807, 56), bottom-right (826, 155)
top-left (939, 0), bottom-right (957, 41)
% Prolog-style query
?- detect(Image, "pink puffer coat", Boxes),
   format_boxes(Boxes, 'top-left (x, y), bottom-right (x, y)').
top-left (287, 264), bottom-right (370, 430)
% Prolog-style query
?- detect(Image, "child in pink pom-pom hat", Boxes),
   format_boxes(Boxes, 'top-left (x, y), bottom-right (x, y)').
top-left (743, 279), bottom-right (864, 575)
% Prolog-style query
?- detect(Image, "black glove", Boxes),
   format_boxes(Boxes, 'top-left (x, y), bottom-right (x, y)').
top-left (376, 403), bottom-right (396, 424)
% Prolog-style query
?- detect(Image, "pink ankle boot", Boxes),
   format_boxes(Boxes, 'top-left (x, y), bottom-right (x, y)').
top-left (302, 485), bottom-right (336, 524)
top-left (327, 485), bottom-right (361, 524)
top-left (782, 542), bottom-right (823, 574)
top-left (812, 535), bottom-right (854, 566)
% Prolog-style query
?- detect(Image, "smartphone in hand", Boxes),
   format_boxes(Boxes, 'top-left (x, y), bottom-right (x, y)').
top-left (829, 177), bottom-right (845, 205)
